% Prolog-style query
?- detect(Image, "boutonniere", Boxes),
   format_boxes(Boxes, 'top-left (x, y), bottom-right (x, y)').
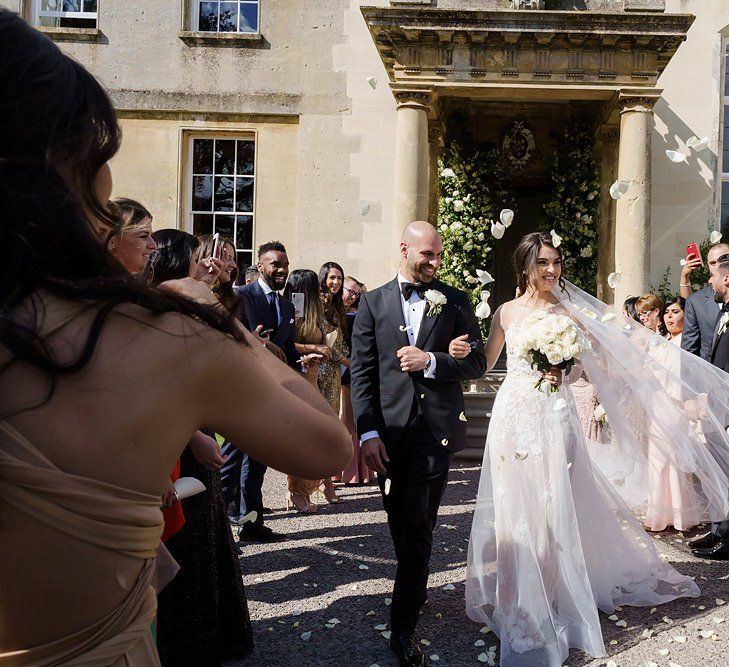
top-left (424, 289), bottom-right (447, 317)
top-left (718, 312), bottom-right (729, 337)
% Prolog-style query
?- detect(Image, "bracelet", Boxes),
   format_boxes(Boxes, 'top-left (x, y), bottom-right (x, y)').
top-left (679, 283), bottom-right (691, 287)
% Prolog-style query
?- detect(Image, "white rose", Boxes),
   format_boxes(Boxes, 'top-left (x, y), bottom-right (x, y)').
top-left (466, 275), bottom-right (478, 284)
top-left (453, 200), bottom-right (464, 212)
top-left (440, 167), bottom-right (455, 178)
top-left (424, 289), bottom-right (447, 306)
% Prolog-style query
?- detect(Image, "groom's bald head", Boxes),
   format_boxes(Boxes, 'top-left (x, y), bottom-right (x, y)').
top-left (400, 221), bottom-right (442, 283)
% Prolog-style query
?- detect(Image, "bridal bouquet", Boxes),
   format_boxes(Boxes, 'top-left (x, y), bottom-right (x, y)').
top-left (511, 310), bottom-right (591, 393)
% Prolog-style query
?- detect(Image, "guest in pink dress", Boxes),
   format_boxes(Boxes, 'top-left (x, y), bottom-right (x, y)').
top-left (644, 296), bottom-right (701, 532)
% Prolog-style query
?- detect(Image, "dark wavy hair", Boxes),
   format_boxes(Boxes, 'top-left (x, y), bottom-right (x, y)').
top-left (622, 296), bottom-right (641, 323)
top-left (0, 10), bottom-right (243, 405)
top-left (319, 261), bottom-right (345, 328)
top-left (513, 232), bottom-right (566, 296)
top-left (149, 230), bottom-right (199, 285)
top-left (284, 269), bottom-right (323, 344)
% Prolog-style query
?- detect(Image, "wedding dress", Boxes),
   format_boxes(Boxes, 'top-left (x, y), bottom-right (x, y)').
top-left (465, 301), bottom-right (702, 667)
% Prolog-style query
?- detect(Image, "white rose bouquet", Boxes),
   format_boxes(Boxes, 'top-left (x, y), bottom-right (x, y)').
top-left (512, 310), bottom-right (591, 393)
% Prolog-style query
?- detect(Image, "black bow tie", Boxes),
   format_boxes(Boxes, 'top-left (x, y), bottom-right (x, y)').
top-left (401, 282), bottom-right (428, 300)
top-left (722, 302), bottom-right (729, 313)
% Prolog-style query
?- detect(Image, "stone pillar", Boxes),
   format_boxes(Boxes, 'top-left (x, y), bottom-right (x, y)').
top-left (428, 118), bottom-right (446, 226)
top-left (596, 126), bottom-right (619, 305)
top-left (613, 91), bottom-right (660, 309)
top-left (392, 88), bottom-right (434, 234)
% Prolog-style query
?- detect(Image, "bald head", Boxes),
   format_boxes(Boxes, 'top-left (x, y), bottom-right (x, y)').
top-left (708, 243), bottom-right (729, 291)
top-left (399, 220), bottom-right (442, 283)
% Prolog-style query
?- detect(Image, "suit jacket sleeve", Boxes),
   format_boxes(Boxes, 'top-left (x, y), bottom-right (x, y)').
top-left (350, 293), bottom-right (382, 437)
top-left (681, 296), bottom-right (701, 357)
top-left (281, 301), bottom-right (300, 368)
top-left (237, 289), bottom-right (258, 333)
top-left (431, 292), bottom-right (487, 381)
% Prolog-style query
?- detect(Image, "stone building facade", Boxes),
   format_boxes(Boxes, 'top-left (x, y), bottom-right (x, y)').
top-left (3, 0), bottom-right (729, 304)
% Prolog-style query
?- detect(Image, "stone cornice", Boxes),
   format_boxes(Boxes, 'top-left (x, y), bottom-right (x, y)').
top-left (361, 7), bottom-right (694, 90)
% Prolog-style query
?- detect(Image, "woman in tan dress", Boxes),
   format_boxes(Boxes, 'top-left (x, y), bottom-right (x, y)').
top-left (0, 14), bottom-right (351, 666)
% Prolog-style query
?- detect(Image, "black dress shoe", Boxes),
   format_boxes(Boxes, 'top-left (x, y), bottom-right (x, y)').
top-left (689, 532), bottom-right (721, 550)
top-left (389, 632), bottom-right (424, 666)
top-left (693, 540), bottom-right (729, 560)
top-left (239, 524), bottom-right (287, 543)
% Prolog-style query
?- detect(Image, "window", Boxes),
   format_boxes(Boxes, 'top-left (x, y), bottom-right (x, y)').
top-left (194, 1), bottom-right (259, 34)
top-left (35, 0), bottom-right (98, 29)
top-left (721, 40), bottom-right (729, 235)
top-left (188, 137), bottom-right (256, 273)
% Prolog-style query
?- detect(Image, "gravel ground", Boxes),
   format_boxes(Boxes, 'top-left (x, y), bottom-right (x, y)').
top-left (233, 462), bottom-right (729, 667)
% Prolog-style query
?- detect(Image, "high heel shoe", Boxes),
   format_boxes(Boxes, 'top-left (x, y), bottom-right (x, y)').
top-left (287, 493), bottom-right (318, 514)
top-left (320, 478), bottom-right (340, 504)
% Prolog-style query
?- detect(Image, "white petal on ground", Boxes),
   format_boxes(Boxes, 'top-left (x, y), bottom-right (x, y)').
top-left (491, 222), bottom-right (506, 239)
top-left (374, 624), bottom-right (387, 631)
top-left (366, 610), bottom-right (375, 617)
top-left (609, 180), bottom-right (630, 199)
top-left (359, 564), bottom-right (369, 570)
top-left (420, 639), bottom-right (431, 646)
top-left (644, 662), bottom-right (658, 667)
top-left (673, 635), bottom-right (686, 643)
top-left (699, 630), bottom-right (716, 638)
top-left (717, 598), bottom-right (727, 605)
top-left (615, 619), bottom-right (627, 627)
top-left (607, 661), bottom-right (618, 667)
top-left (381, 630), bottom-right (391, 640)
top-left (480, 626), bottom-right (493, 635)
top-left (642, 629), bottom-right (654, 639)
top-left (442, 583), bottom-right (456, 591)
top-left (324, 623), bottom-right (336, 629)
top-left (550, 229), bottom-right (562, 247)
top-left (301, 631), bottom-right (312, 641)
top-left (459, 412), bottom-right (468, 422)
top-left (385, 597), bottom-right (392, 606)
top-left (714, 616), bottom-right (726, 624)
top-left (668, 663), bottom-right (683, 667)
top-left (327, 618), bottom-right (340, 625)
top-left (657, 648), bottom-right (670, 656)
top-left (292, 609), bottom-right (303, 616)
top-left (666, 149), bottom-right (688, 163)
top-left (474, 639), bottom-right (485, 646)
top-left (366, 76), bottom-right (377, 89)
top-left (607, 271), bottom-right (621, 289)
top-left (710, 230), bottom-right (723, 245)
top-left (553, 398), bottom-right (567, 412)
top-left (476, 269), bottom-right (495, 285)
top-left (430, 656), bottom-right (439, 662)
top-left (608, 614), bottom-right (619, 621)
top-left (384, 478), bottom-right (391, 496)
top-left (500, 209), bottom-right (514, 227)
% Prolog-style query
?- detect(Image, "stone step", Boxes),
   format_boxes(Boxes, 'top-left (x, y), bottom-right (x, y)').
top-left (454, 447), bottom-right (486, 462)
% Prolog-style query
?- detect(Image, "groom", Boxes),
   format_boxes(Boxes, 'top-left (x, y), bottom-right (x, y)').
top-left (351, 221), bottom-right (487, 666)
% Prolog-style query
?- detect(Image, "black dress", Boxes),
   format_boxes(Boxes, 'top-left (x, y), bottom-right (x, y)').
top-left (156, 445), bottom-right (253, 666)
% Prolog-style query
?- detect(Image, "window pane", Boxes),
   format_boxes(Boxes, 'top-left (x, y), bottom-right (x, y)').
top-left (235, 177), bottom-right (254, 212)
top-left (239, 2), bottom-right (258, 33)
top-left (236, 215), bottom-right (253, 249)
top-left (219, 2), bottom-right (238, 32)
top-left (193, 175), bottom-right (213, 211)
top-left (236, 140), bottom-right (255, 175)
top-left (214, 176), bottom-right (234, 211)
top-left (722, 181), bottom-right (729, 202)
top-left (214, 139), bottom-right (235, 175)
top-left (193, 139), bottom-right (213, 174)
top-left (63, 0), bottom-right (81, 11)
top-left (236, 251), bottom-right (254, 276)
top-left (193, 214), bottom-right (214, 237)
top-left (199, 2), bottom-right (218, 31)
top-left (83, 0), bottom-right (97, 12)
top-left (42, 0), bottom-right (62, 10)
top-left (214, 215), bottom-right (235, 240)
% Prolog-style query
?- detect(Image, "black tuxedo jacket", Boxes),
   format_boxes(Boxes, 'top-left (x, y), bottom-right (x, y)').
top-left (234, 281), bottom-right (299, 368)
top-left (683, 286), bottom-right (719, 361)
top-left (710, 308), bottom-right (729, 373)
top-left (350, 277), bottom-right (487, 454)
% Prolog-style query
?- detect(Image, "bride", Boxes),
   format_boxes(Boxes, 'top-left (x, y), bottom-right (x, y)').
top-left (464, 232), bottom-right (710, 666)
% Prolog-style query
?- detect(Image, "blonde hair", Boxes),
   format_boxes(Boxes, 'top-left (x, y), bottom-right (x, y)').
top-left (108, 197), bottom-right (152, 234)
top-left (636, 294), bottom-right (663, 314)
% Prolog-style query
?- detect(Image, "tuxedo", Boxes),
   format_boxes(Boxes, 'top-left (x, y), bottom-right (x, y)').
top-left (351, 276), bottom-right (486, 634)
top-left (682, 286), bottom-right (720, 361)
top-left (232, 278), bottom-right (299, 531)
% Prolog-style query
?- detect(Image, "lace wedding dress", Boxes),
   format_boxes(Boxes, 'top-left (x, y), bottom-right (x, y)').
top-left (465, 308), bottom-right (700, 667)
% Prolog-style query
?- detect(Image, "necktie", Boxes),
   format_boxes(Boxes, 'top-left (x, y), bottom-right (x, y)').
top-left (401, 282), bottom-right (428, 300)
top-left (267, 291), bottom-right (279, 325)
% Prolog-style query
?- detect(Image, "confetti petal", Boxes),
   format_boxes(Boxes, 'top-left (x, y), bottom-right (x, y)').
top-left (616, 619), bottom-right (627, 627)
top-left (366, 76), bottom-right (377, 89)
top-left (476, 298), bottom-right (492, 320)
top-left (710, 230), bottom-right (723, 245)
top-left (491, 222), bottom-right (506, 240)
top-left (644, 662), bottom-right (658, 667)
top-left (476, 269), bottom-right (494, 285)
top-left (459, 412), bottom-right (468, 422)
top-left (385, 598), bottom-right (392, 606)
top-left (374, 624), bottom-right (387, 631)
top-left (500, 209), bottom-right (514, 227)
top-left (301, 631), bottom-right (312, 641)
top-left (666, 149), bottom-right (688, 163)
top-left (700, 630), bottom-right (715, 638)
top-left (608, 614), bottom-right (619, 621)
top-left (642, 629), bottom-right (654, 639)
top-left (607, 661), bottom-right (618, 667)
top-left (359, 564), bottom-right (369, 570)
top-left (687, 135), bottom-right (709, 152)
top-left (714, 616), bottom-right (726, 624)
top-left (673, 635), bottom-right (686, 643)
top-left (474, 639), bottom-right (485, 646)
top-left (657, 648), bottom-right (670, 656)
top-left (514, 450), bottom-right (529, 460)
top-left (550, 229), bottom-right (562, 248)
top-left (420, 639), bottom-right (431, 646)
top-left (381, 630), bottom-right (391, 640)
top-left (442, 583), bottom-right (456, 591)
top-left (601, 312), bottom-right (617, 324)
top-left (441, 439), bottom-right (449, 447)
top-left (607, 272), bottom-right (621, 289)
top-left (477, 654), bottom-right (491, 664)
top-left (384, 478), bottom-right (391, 496)
top-left (366, 610), bottom-right (375, 617)
top-left (430, 656), bottom-right (439, 662)
top-left (328, 618), bottom-right (340, 625)
top-left (609, 180), bottom-right (631, 199)
top-left (717, 598), bottom-right (726, 606)
top-left (553, 398), bottom-right (567, 412)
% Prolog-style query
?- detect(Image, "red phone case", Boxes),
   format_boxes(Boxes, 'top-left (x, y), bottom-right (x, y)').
top-left (685, 243), bottom-right (703, 265)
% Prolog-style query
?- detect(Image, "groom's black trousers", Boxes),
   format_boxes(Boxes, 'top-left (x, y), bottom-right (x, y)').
top-left (378, 408), bottom-right (452, 635)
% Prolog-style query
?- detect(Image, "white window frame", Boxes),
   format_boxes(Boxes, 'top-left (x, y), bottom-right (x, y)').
top-left (191, 0), bottom-right (260, 35)
top-left (34, 0), bottom-right (98, 27)
top-left (185, 133), bottom-right (257, 272)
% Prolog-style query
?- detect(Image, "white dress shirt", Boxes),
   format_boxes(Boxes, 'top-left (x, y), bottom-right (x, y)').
top-left (258, 277), bottom-right (281, 325)
top-left (360, 273), bottom-right (437, 445)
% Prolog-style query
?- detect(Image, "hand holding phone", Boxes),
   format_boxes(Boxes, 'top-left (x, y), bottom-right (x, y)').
top-left (685, 242), bottom-right (703, 266)
top-left (211, 233), bottom-right (221, 262)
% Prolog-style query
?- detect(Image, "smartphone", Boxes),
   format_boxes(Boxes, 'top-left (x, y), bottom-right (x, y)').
top-left (291, 292), bottom-right (304, 318)
top-left (685, 242), bottom-right (703, 265)
top-left (211, 232), bottom-right (221, 260)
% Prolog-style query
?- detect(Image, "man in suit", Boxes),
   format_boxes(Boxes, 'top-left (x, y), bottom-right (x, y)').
top-left (692, 258), bottom-right (729, 560)
top-left (682, 243), bottom-right (729, 360)
top-left (232, 241), bottom-right (298, 542)
top-left (351, 221), bottom-right (487, 666)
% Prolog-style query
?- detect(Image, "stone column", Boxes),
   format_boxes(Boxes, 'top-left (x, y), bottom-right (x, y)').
top-left (613, 90), bottom-right (661, 309)
top-left (595, 126), bottom-right (619, 305)
top-left (392, 88), bottom-right (434, 234)
top-left (428, 118), bottom-right (446, 226)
